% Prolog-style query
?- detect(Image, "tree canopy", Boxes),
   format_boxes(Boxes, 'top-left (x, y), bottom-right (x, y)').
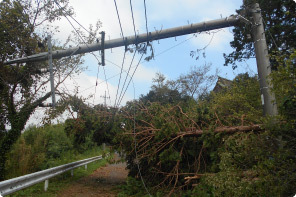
top-left (0, 0), bottom-right (90, 180)
top-left (224, 0), bottom-right (296, 69)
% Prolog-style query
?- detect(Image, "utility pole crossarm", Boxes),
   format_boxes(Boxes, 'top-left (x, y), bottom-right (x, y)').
top-left (4, 15), bottom-right (239, 65)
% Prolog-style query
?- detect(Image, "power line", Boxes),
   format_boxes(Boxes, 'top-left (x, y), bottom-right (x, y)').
top-left (102, 66), bottom-right (112, 105)
top-left (143, 0), bottom-right (149, 43)
top-left (113, 0), bottom-right (125, 38)
top-left (150, 36), bottom-right (194, 60)
top-left (93, 61), bottom-right (100, 104)
top-left (114, 51), bottom-right (127, 107)
top-left (262, 18), bottom-right (279, 49)
top-left (125, 50), bottom-right (151, 197)
top-left (129, 0), bottom-right (137, 38)
top-left (117, 51), bottom-right (145, 107)
top-left (54, 1), bottom-right (111, 106)
top-left (117, 51), bottom-right (137, 108)
top-left (116, 0), bottom-right (138, 108)
top-left (54, 0), bottom-right (95, 37)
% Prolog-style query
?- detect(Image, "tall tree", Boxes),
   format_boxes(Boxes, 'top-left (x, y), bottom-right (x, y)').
top-left (168, 64), bottom-right (218, 99)
top-left (0, 0), bottom-right (98, 180)
top-left (224, 0), bottom-right (296, 69)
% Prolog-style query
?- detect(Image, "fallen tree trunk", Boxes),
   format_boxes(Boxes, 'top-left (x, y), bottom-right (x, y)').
top-left (182, 125), bottom-right (262, 137)
top-left (125, 125), bottom-right (263, 137)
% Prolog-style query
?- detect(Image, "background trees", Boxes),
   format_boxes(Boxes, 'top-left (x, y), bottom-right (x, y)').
top-left (224, 0), bottom-right (296, 69)
top-left (0, 0), bottom-right (87, 180)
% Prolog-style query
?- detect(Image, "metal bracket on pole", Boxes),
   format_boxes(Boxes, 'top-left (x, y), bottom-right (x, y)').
top-left (47, 35), bottom-right (56, 108)
top-left (100, 31), bottom-right (105, 66)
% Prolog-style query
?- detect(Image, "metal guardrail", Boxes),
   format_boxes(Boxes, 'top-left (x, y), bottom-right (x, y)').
top-left (0, 155), bottom-right (103, 196)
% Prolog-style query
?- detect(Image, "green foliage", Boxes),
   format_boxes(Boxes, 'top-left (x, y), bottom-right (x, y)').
top-left (208, 73), bottom-right (263, 125)
top-left (0, 0), bottom-right (82, 180)
top-left (5, 124), bottom-right (101, 179)
top-left (64, 101), bottom-right (116, 148)
top-left (224, 0), bottom-right (296, 69)
top-left (118, 177), bottom-right (150, 197)
top-left (116, 68), bottom-right (296, 196)
top-left (270, 50), bottom-right (296, 121)
top-left (7, 154), bottom-right (107, 197)
top-left (193, 126), bottom-right (296, 196)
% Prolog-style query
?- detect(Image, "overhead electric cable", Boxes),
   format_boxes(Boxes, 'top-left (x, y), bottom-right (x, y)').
top-left (54, 0), bottom-right (95, 37)
top-left (116, 0), bottom-right (138, 108)
top-left (114, 52), bottom-right (127, 107)
top-left (117, 51), bottom-right (137, 108)
top-left (113, 0), bottom-right (125, 38)
top-left (54, 1), bottom-right (110, 106)
top-left (102, 66), bottom-right (112, 105)
top-left (129, 0), bottom-right (137, 38)
top-left (143, 0), bottom-right (149, 43)
top-left (112, 0), bottom-right (129, 107)
top-left (117, 51), bottom-right (144, 107)
top-left (262, 18), bottom-right (279, 49)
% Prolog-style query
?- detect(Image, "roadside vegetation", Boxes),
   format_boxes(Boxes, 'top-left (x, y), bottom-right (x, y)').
top-left (1, 0), bottom-right (295, 196)
top-left (115, 50), bottom-right (296, 196)
top-left (4, 123), bottom-right (108, 197)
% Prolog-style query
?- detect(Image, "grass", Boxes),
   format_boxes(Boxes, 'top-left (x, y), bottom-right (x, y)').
top-left (7, 147), bottom-right (109, 197)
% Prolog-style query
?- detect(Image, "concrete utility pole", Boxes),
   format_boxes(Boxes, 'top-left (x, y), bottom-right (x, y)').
top-left (47, 35), bottom-right (56, 108)
top-left (249, 3), bottom-right (278, 116)
top-left (4, 16), bottom-right (239, 64)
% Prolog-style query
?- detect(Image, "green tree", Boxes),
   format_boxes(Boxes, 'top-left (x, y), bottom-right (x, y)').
top-left (139, 72), bottom-right (185, 104)
top-left (0, 0), bottom-right (90, 180)
top-left (224, 0), bottom-right (296, 69)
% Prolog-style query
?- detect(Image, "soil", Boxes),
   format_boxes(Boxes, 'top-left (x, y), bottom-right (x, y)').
top-left (57, 156), bottom-right (128, 197)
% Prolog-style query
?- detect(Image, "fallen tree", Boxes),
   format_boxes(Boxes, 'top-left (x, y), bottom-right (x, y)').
top-left (114, 102), bottom-right (265, 195)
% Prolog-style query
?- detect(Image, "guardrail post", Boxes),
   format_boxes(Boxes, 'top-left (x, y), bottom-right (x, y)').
top-left (85, 164), bottom-right (87, 170)
top-left (71, 169), bottom-right (74, 177)
top-left (44, 180), bottom-right (49, 191)
top-left (102, 143), bottom-right (106, 151)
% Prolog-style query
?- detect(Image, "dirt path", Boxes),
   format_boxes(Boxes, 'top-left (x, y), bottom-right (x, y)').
top-left (57, 157), bottom-right (128, 197)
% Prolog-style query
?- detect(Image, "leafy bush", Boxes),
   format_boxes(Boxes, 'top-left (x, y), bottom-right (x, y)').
top-left (5, 123), bottom-right (100, 179)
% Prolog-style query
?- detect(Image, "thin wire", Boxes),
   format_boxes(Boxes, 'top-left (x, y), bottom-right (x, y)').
top-left (54, 2), bottom-right (108, 105)
top-left (54, 0), bottom-right (95, 37)
top-left (115, 0), bottom-right (138, 108)
top-left (93, 63), bottom-right (100, 104)
top-left (115, 66), bottom-right (149, 197)
top-left (143, 0), bottom-right (149, 42)
top-left (129, 53), bottom-right (151, 197)
top-left (118, 54), bottom-right (143, 106)
top-left (114, 52), bottom-right (127, 107)
top-left (129, 0), bottom-right (137, 38)
top-left (102, 66), bottom-right (112, 105)
top-left (117, 51), bottom-right (137, 108)
top-left (262, 18), bottom-right (279, 49)
top-left (116, 0), bottom-right (138, 105)
top-left (54, 2), bottom-right (101, 64)
top-left (117, 51), bottom-right (144, 109)
top-left (148, 36), bottom-right (195, 61)
top-left (113, 0), bottom-right (125, 38)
